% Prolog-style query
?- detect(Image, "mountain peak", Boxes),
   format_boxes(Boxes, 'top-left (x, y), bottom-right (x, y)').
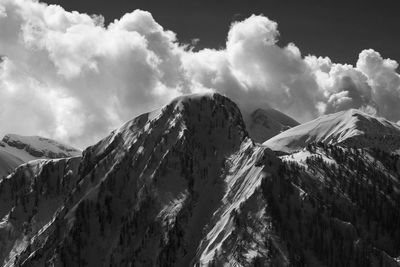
top-left (263, 108), bottom-right (400, 152)
top-left (3, 91), bottom-right (254, 266)
top-left (79, 91), bottom-right (248, 178)
top-left (245, 108), bottom-right (299, 143)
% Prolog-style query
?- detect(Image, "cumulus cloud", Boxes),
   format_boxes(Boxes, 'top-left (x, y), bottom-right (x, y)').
top-left (356, 49), bottom-right (400, 120)
top-left (183, 15), bottom-right (322, 121)
top-left (0, 0), bottom-right (399, 148)
top-left (0, 0), bottom-right (185, 147)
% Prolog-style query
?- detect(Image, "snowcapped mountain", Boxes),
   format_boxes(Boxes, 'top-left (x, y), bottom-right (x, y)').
top-left (263, 108), bottom-right (400, 153)
top-left (0, 134), bottom-right (81, 179)
top-left (1, 94), bottom-right (400, 267)
top-left (244, 108), bottom-right (299, 143)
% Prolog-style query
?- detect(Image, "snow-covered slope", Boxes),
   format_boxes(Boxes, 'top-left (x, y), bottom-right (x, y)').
top-left (245, 108), bottom-right (299, 143)
top-left (0, 134), bottom-right (81, 179)
top-left (1, 95), bottom-right (400, 267)
top-left (0, 150), bottom-right (23, 179)
top-left (264, 109), bottom-right (400, 153)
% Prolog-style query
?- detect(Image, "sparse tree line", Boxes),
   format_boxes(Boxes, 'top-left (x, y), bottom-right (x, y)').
top-left (256, 142), bottom-right (400, 266)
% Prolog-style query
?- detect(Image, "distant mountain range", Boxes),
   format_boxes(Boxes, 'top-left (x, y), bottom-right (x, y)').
top-left (0, 93), bottom-right (399, 266)
top-left (0, 134), bottom-right (81, 178)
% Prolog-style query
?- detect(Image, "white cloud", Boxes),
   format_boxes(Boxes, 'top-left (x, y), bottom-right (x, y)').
top-left (0, 1), bottom-right (184, 147)
top-left (356, 49), bottom-right (400, 120)
top-left (183, 15), bottom-right (322, 121)
top-left (0, 0), bottom-right (399, 148)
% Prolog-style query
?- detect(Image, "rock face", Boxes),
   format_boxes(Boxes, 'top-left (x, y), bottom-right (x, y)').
top-left (245, 108), bottom-right (299, 143)
top-left (1, 93), bottom-right (400, 267)
top-left (0, 134), bottom-right (81, 179)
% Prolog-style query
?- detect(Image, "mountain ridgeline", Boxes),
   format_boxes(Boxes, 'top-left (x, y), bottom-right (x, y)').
top-left (0, 134), bottom-right (81, 179)
top-left (1, 93), bottom-right (400, 266)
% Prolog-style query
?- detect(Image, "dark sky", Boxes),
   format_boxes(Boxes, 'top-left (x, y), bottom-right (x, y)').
top-left (41, 0), bottom-right (399, 64)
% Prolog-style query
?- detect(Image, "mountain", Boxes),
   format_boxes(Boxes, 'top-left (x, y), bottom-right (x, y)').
top-left (245, 108), bottom-right (299, 143)
top-left (1, 94), bottom-right (400, 267)
top-left (263, 109), bottom-right (400, 153)
top-left (0, 150), bottom-right (24, 181)
top-left (0, 134), bottom-right (81, 179)
top-left (0, 92), bottom-right (269, 266)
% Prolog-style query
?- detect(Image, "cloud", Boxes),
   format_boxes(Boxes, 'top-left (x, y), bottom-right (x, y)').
top-left (0, 0), bottom-right (184, 147)
top-left (183, 15), bottom-right (322, 121)
top-left (308, 59), bottom-right (375, 114)
top-left (0, 0), bottom-right (399, 148)
top-left (356, 49), bottom-right (400, 120)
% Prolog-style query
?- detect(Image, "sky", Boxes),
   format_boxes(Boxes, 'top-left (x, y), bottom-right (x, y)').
top-left (0, 0), bottom-right (399, 149)
top-left (40, 0), bottom-right (400, 64)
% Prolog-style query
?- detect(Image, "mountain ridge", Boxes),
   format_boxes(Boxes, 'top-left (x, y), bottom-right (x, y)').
top-left (263, 108), bottom-right (400, 153)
